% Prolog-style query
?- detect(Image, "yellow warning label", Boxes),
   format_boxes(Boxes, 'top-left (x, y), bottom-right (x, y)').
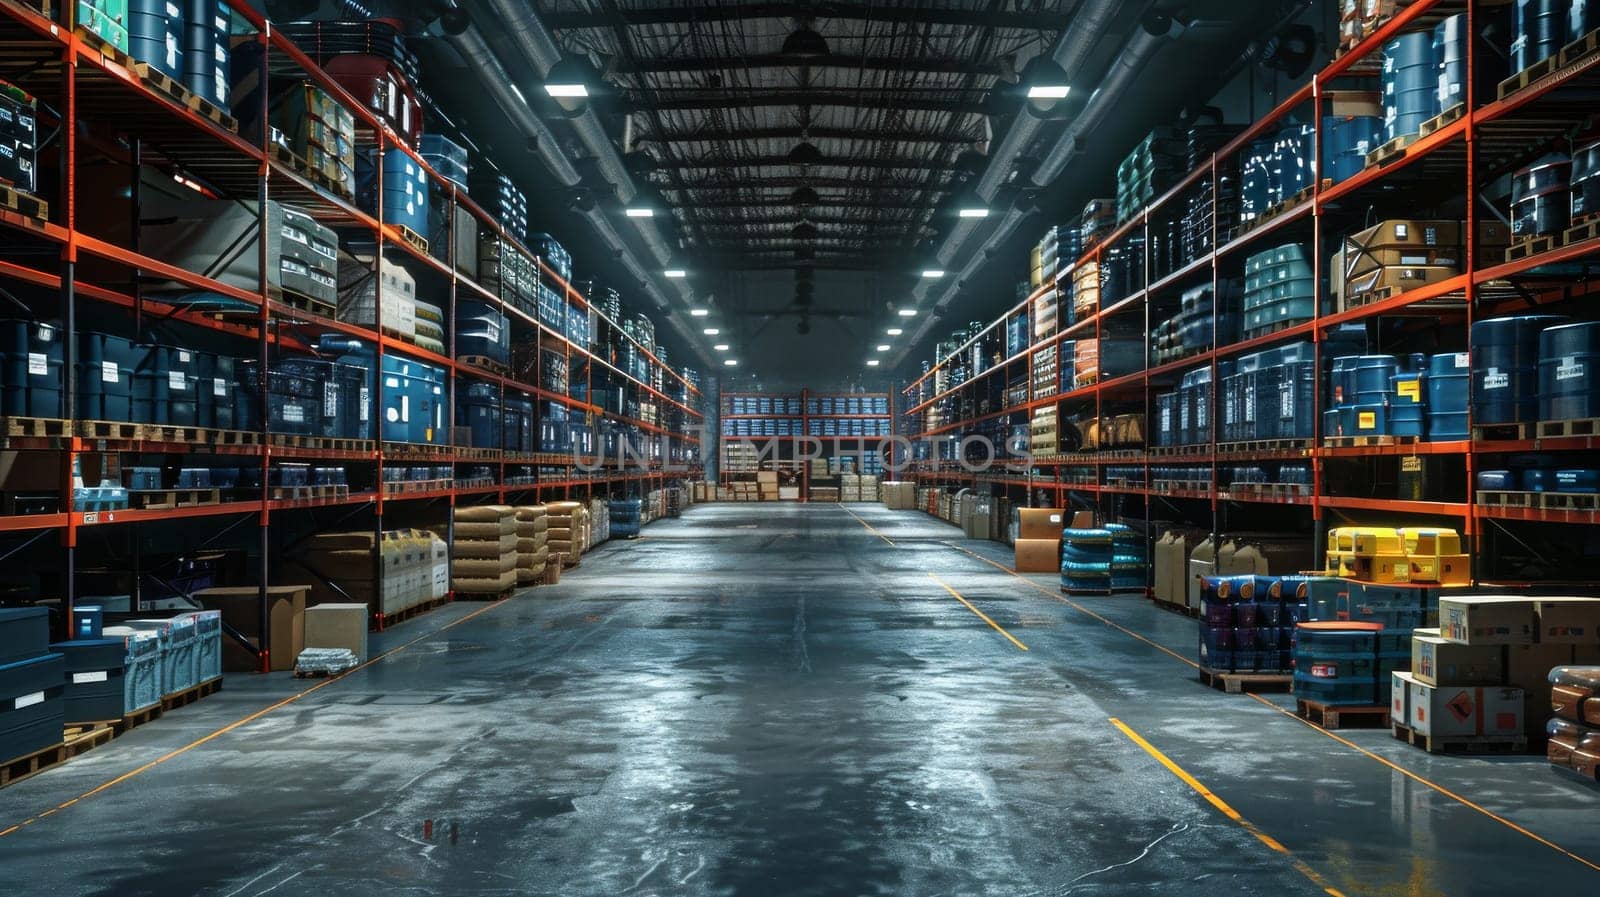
top-left (1396, 379), bottom-right (1421, 401)
top-left (1358, 411), bottom-right (1377, 430)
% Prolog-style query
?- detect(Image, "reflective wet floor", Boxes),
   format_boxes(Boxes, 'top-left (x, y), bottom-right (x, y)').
top-left (3, 503), bottom-right (1599, 896)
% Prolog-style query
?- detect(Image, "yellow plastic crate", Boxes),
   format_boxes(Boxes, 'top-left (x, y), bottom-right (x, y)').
top-left (1398, 527), bottom-right (1462, 558)
top-left (1354, 553), bottom-right (1410, 584)
top-left (1411, 553), bottom-right (1470, 585)
top-left (1352, 530), bottom-right (1403, 556)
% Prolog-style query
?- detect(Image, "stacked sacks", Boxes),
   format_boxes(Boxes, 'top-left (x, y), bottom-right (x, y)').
top-left (546, 501), bottom-right (583, 568)
top-left (514, 505), bottom-right (549, 586)
top-left (588, 497), bottom-right (609, 548)
top-left (451, 505), bottom-right (518, 597)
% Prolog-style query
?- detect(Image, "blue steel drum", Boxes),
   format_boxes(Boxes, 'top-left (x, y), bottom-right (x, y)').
top-left (1389, 373), bottom-right (1425, 437)
top-left (1426, 351), bottom-right (1470, 439)
top-left (1323, 116), bottom-right (1383, 184)
top-left (1383, 31), bottom-right (1438, 140)
top-left (1574, 0), bottom-right (1600, 42)
top-left (1434, 14), bottom-right (1468, 115)
top-left (1353, 355), bottom-right (1400, 404)
top-left (1513, 0), bottom-right (1565, 73)
top-left (1477, 469), bottom-right (1516, 490)
top-left (1294, 622), bottom-right (1381, 706)
top-left (1522, 468), bottom-right (1552, 492)
top-left (1512, 153), bottom-right (1572, 238)
top-left (1240, 136), bottom-right (1274, 222)
top-left (1538, 321), bottom-right (1600, 420)
top-left (1571, 138), bottom-right (1600, 220)
top-left (1275, 360), bottom-right (1317, 439)
top-left (1472, 315), bottom-right (1570, 423)
top-left (1347, 403), bottom-right (1389, 436)
top-left (1555, 469), bottom-right (1600, 493)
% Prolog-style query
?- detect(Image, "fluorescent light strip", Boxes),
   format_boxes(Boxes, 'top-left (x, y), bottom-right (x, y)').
top-left (544, 84), bottom-right (588, 98)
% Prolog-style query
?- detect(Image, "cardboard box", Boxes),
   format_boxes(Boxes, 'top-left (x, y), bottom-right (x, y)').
top-left (1504, 643), bottom-right (1575, 691)
top-left (1535, 598), bottom-right (1600, 645)
top-left (1439, 596), bottom-right (1537, 646)
top-left (1407, 680), bottom-right (1523, 738)
top-left (1411, 634), bottom-right (1502, 687)
top-left (1391, 670), bottom-right (1416, 726)
top-left (1015, 538), bottom-right (1060, 573)
top-left (193, 585), bottom-right (309, 672)
top-left (1018, 508), bottom-right (1064, 540)
top-left (304, 603), bottom-right (369, 661)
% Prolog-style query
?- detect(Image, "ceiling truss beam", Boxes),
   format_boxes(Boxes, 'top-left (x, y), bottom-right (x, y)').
top-left (543, 3), bottom-right (1071, 31)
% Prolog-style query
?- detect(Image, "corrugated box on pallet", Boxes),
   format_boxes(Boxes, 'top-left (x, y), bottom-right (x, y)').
top-left (1407, 680), bottom-right (1523, 739)
top-left (1439, 596), bottom-right (1537, 646)
top-left (1534, 598), bottom-right (1600, 645)
top-left (304, 603), bottom-right (368, 661)
top-left (193, 586), bottom-right (308, 672)
top-left (1411, 632), bottom-right (1503, 687)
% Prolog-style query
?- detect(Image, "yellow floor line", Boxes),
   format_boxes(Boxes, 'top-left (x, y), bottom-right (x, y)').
top-left (1111, 717), bottom-right (1347, 897)
top-left (0, 598), bottom-right (512, 839)
top-left (838, 503), bottom-right (895, 546)
top-left (927, 572), bottom-right (1029, 651)
top-left (938, 538), bottom-right (1600, 873)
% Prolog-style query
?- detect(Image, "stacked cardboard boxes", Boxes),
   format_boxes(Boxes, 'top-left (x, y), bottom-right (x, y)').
top-left (1015, 508), bottom-right (1066, 573)
top-left (514, 505), bottom-right (549, 585)
top-left (882, 481), bottom-right (916, 510)
top-left (1392, 596), bottom-right (1600, 749)
top-left (757, 471), bottom-right (779, 501)
top-left (1324, 525), bottom-right (1468, 585)
top-left (451, 505), bottom-right (518, 597)
top-left (284, 529), bottom-right (437, 620)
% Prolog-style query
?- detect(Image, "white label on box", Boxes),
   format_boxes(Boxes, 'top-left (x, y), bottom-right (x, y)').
top-left (1455, 353), bottom-right (1469, 369)
top-left (178, 350), bottom-right (191, 363)
top-left (27, 352), bottom-right (46, 376)
top-left (169, 370), bottom-right (186, 390)
top-left (323, 383), bottom-right (338, 417)
top-left (214, 378), bottom-right (227, 397)
top-left (102, 361), bottom-right (119, 383)
top-left (283, 403), bottom-right (305, 424)
top-left (360, 387), bottom-right (370, 422)
top-left (1482, 368), bottom-right (1507, 390)
top-left (72, 671), bottom-right (108, 685)
top-left (15, 691), bottom-right (44, 709)
top-left (1557, 358), bottom-right (1584, 381)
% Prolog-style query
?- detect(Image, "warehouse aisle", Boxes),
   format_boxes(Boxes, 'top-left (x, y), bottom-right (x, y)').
top-left (3, 504), bottom-right (1600, 897)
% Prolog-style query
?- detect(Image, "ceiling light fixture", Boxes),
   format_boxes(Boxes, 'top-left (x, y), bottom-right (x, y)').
top-left (787, 141), bottom-right (824, 166)
top-left (690, 308), bottom-right (709, 317)
top-left (898, 308), bottom-right (917, 317)
top-left (714, 344), bottom-right (729, 351)
top-left (542, 56), bottom-right (601, 117)
top-left (624, 206), bottom-right (654, 218)
top-left (724, 359), bottom-right (739, 367)
top-left (887, 328), bottom-right (903, 336)
top-left (1018, 56), bottom-right (1073, 117)
top-left (958, 207), bottom-right (989, 219)
top-left (791, 185), bottom-right (819, 206)
top-left (952, 185), bottom-right (990, 219)
top-left (781, 22), bottom-right (829, 58)
top-left (866, 359), bottom-right (880, 367)
top-left (703, 327), bottom-right (719, 335)
top-left (664, 269), bottom-right (687, 278)
top-left (921, 269), bottom-right (945, 278)
top-left (876, 344), bottom-right (890, 352)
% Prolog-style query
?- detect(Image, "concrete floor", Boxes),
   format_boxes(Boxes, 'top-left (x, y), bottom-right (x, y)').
top-left (3, 503), bottom-right (1600, 897)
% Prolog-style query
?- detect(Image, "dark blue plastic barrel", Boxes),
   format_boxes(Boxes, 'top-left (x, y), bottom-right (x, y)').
top-left (1514, 0), bottom-right (1565, 73)
top-left (128, 1), bottom-right (184, 80)
top-left (1574, 0), bottom-right (1600, 42)
top-left (1294, 622), bottom-right (1381, 706)
top-left (1556, 469), bottom-right (1600, 492)
top-left (1354, 355), bottom-right (1399, 404)
top-left (1240, 136), bottom-right (1274, 222)
top-left (1523, 468), bottom-right (1552, 491)
top-left (1389, 373), bottom-right (1425, 437)
top-left (1571, 138), bottom-right (1600, 220)
top-left (1473, 315), bottom-right (1569, 423)
top-left (1434, 14), bottom-right (1468, 115)
top-left (1426, 351), bottom-right (1470, 439)
top-left (1512, 153), bottom-right (1572, 237)
top-left (1323, 116), bottom-right (1383, 184)
top-left (1348, 403), bottom-right (1388, 436)
top-left (1383, 31), bottom-right (1438, 141)
top-left (1477, 469), bottom-right (1516, 490)
top-left (0, 319), bottom-right (62, 418)
top-left (1538, 321), bottom-right (1600, 420)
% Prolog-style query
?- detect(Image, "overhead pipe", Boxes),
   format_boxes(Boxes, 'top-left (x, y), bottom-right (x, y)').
top-left (443, 25), bottom-right (582, 187)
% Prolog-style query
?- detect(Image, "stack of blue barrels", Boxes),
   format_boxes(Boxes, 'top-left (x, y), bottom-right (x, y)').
top-left (1471, 315), bottom-right (1569, 426)
top-left (1294, 622), bottom-right (1384, 705)
top-left (1153, 466), bottom-right (1212, 490)
top-left (1219, 342), bottom-right (1315, 442)
top-left (1242, 244), bottom-right (1314, 338)
top-left (1108, 524), bottom-right (1145, 592)
top-left (358, 148), bottom-right (430, 237)
top-left (1512, 153), bottom-right (1572, 240)
top-left (610, 498), bottom-right (642, 538)
top-left (1198, 575), bottom-right (1294, 674)
top-left (1325, 353), bottom-right (1442, 439)
top-left (1539, 320), bottom-right (1600, 421)
top-left (1510, 0), bottom-right (1566, 74)
top-left (1060, 527), bottom-right (1113, 594)
top-left (1321, 113), bottom-right (1383, 185)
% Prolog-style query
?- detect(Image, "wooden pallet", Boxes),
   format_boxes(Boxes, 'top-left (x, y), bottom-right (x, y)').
top-left (1541, 491), bottom-right (1600, 511)
top-left (62, 723), bottom-right (117, 758)
top-left (161, 676), bottom-right (222, 712)
top-left (134, 423), bottom-right (209, 444)
top-left (1393, 722), bottom-right (1528, 755)
top-left (1506, 234), bottom-right (1558, 263)
top-left (0, 181), bottom-right (48, 221)
top-left (76, 419), bottom-right (140, 441)
top-left (373, 594), bottom-right (451, 631)
top-left (1476, 490), bottom-right (1538, 509)
top-left (118, 703), bottom-right (162, 731)
top-left (381, 478), bottom-right (453, 495)
top-left (275, 289), bottom-right (337, 320)
top-left (131, 61), bottom-right (237, 132)
top-left (0, 416), bottom-right (69, 438)
top-left (292, 666), bottom-right (355, 679)
top-left (1366, 133), bottom-right (1419, 168)
top-left (1472, 421), bottom-right (1529, 442)
top-left (382, 441), bottom-right (452, 459)
top-left (1498, 53), bottom-right (1561, 100)
top-left (1559, 26), bottom-right (1600, 67)
top-left (128, 487), bottom-right (221, 510)
top-left (1535, 417), bottom-right (1600, 439)
top-left (211, 428), bottom-right (263, 447)
top-left (1563, 216), bottom-right (1600, 248)
top-left (1323, 434), bottom-right (1414, 448)
top-left (1419, 102), bottom-right (1465, 137)
top-left (0, 741), bottom-right (66, 790)
top-left (455, 586), bottom-right (515, 602)
top-left (391, 224), bottom-right (428, 255)
top-left (268, 433), bottom-right (373, 453)
top-left (1297, 698), bottom-right (1390, 730)
top-left (270, 483), bottom-right (351, 502)
top-left (459, 355), bottom-right (509, 375)
top-left (1148, 444), bottom-right (1211, 458)
top-left (1199, 666), bottom-right (1292, 695)
top-left (1216, 438), bottom-right (1314, 457)
top-left (454, 446), bottom-right (502, 461)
